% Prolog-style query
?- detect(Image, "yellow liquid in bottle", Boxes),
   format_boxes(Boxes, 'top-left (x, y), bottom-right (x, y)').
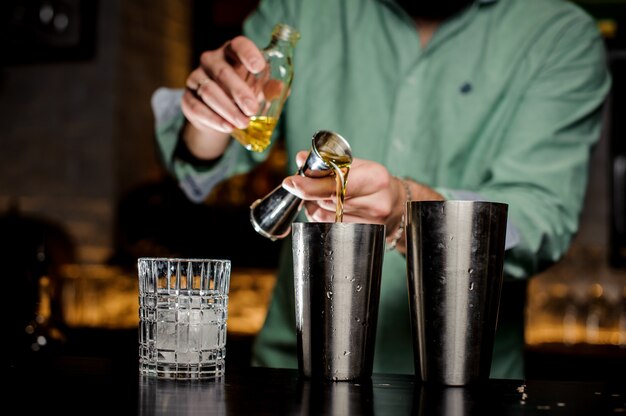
top-left (232, 116), bottom-right (278, 152)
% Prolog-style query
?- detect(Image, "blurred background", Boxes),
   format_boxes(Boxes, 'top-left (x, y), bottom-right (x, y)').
top-left (1, 0), bottom-right (625, 380)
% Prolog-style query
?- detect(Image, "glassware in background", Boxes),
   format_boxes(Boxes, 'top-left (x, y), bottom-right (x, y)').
top-left (526, 265), bottom-right (626, 347)
top-left (138, 258), bottom-right (231, 380)
top-left (563, 279), bottom-right (588, 345)
top-left (592, 276), bottom-right (626, 347)
top-left (231, 23), bottom-right (300, 152)
top-left (527, 281), bottom-right (573, 344)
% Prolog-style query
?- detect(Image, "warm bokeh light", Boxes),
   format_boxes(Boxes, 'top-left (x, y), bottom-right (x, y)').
top-left (525, 263), bottom-right (626, 348)
top-left (38, 264), bottom-right (276, 335)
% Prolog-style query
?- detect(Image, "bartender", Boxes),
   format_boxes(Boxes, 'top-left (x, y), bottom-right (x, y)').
top-left (150, 0), bottom-right (611, 379)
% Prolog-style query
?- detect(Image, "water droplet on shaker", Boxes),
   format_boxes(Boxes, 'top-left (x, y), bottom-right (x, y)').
top-left (326, 291), bottom-right (333, 298)
top-left (356, 285), bottom-right (362, 292)
top-left (343, 351), bottom-right (351, 356)
top-left (469, 282), bottom-right (474, 291)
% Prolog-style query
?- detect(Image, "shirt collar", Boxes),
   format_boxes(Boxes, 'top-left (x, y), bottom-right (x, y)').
top-left (383, 0), bottom-right (499, 11)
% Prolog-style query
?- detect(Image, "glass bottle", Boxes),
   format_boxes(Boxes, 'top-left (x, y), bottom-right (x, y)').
top-left (231, 23), bottom-right (300, 153)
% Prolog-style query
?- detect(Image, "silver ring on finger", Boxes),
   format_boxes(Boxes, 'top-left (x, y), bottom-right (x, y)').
top-left (195, 78), bottom-right (211, 92)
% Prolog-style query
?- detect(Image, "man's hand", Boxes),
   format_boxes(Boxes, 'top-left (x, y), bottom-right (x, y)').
top-left (180, 36), bottom-right (266, 160)
top-left (282, 151), bottom-right (444, 254)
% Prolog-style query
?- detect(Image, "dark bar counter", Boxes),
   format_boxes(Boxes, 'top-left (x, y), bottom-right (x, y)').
top-left (6, 330), bottom-right (626, 416)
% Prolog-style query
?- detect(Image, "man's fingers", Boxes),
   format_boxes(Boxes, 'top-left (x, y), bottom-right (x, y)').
top-left (181, 90), bottom-right (235, 133)
top-left (195, 79), bottom-right (250, 129)
top-left (226, 36), bottom-right (266, 74)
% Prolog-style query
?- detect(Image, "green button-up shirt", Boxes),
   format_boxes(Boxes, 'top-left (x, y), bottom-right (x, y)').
top-left (153, 0), bottom-right (611, 378)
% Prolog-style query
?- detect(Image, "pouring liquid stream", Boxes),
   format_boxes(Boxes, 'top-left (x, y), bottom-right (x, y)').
top-left (318, 150), bottom-right (352, 223)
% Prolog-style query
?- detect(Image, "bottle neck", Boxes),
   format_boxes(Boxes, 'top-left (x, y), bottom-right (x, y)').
top-left (266, 37), bottom-right (297, 56)
top-left (267, 24), bottom-right (300, 54)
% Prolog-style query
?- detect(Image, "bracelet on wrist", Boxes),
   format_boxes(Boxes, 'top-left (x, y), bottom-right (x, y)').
top-left (386, 177), bottom-right (412, 252)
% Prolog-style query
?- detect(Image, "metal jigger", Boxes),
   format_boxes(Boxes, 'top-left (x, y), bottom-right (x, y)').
top-left (250, 130), bottom-right (353, 241)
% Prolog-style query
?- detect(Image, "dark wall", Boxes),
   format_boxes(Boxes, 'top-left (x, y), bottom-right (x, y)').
top-left (0, 0), bottom-right (191, 263)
